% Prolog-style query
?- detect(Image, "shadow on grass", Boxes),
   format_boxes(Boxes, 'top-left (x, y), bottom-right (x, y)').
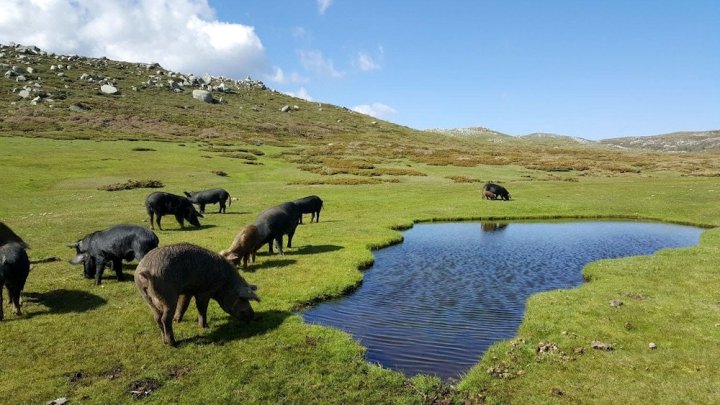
top-left (23, 289), bottom-right (107, 317)
top-left (161, 224), bottom-right (217, 232)
top-left (178, 310), bottom-right (291, 347)
top-left (202, 211), bottom-right (250, 215)
top-left (245, 259), bottom-right (297, 273)
top-left (290, 245), bottom-right (344, 255)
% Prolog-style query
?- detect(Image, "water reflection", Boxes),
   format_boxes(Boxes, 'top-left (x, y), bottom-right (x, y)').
top-left (302, 221), bottom-right (703, 380)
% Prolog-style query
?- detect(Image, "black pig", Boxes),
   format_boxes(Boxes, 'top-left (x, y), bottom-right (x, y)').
top-left (293, 195), bottom-right (324, 224)
top-left (184, 188), bottom-right (231, 214)
top-left (145, 192), bottom-right (203, 230)
top-left (69, 224), bottom-right (159, 285)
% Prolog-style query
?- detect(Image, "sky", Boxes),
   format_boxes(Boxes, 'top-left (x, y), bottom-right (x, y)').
top-left (1, 1), bottom-right (719, 140)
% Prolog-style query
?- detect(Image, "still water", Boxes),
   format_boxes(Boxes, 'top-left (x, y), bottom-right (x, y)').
top-left (302, 221), bottom-right (703, 380)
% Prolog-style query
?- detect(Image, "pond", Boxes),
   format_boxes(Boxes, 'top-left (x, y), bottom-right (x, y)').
top-left (302, 221), bottom-right (703, 380)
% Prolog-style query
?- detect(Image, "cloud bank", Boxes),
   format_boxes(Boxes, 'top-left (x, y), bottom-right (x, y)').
top-left (352, 103), bottom-right (397, 119)
top-left (0, 0), bottom-right (273, 80)
top-left (317, 0), bottom-right (333, 15)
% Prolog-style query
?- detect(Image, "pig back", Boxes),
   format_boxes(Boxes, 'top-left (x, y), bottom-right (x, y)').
top-left (135, 243), bottom-right (240, 296)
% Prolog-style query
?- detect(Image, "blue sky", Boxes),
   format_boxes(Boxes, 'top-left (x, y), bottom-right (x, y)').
top-left (2, 1), bottom-right (719, 139)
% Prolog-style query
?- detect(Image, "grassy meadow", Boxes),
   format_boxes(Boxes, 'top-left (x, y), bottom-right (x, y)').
top-left (1, 135), bottom-right (719, 404)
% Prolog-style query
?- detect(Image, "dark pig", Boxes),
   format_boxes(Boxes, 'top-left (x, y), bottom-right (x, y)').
top-left (145, 192), bottom-right (203, 230)
top-left (254, 202), bottom-right (300, 256)
top-left (134, 243), bottom-right (260, 347)
top-left (0, 221), bottom-right (30, 249)
top-left (483, 182), bottom-right (511, 201)
top-left (292, 195), bottom-right (324, 224)
top-left (0, 242), bottom-right (30, 320)
top-left (69, 224), bottom-right (159, 285)
top-left (184, 188), bottom-right (231, 214)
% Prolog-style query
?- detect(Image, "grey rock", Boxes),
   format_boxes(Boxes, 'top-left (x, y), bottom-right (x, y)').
top-left (649, 342), bottom-right (657, 350)
top-left (610, 300), bottom-right (623, 308)
top-left (192, 89), bottom-right (214, 103)
top-left (591, 341), bottom-right (614, 351)
top-left (100, 84), bottom-right (118, 95)
top-left (16, 75), bottom-right (26, 82)
top-left (280, 105), bottom-right (291, 112)
top-left (18, 89), bottom-right (31, 99)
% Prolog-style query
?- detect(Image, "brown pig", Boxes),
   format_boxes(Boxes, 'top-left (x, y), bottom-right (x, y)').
top-left (134, 243), bottom-right (259, 347)
top-left (220, 225), bottom-right (260, 269)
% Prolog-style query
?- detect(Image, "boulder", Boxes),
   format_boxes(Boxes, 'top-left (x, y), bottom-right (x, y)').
top-left (192, 89), bottom-right (214, 103)
top-left (100, 84), bottom-right (118, 95)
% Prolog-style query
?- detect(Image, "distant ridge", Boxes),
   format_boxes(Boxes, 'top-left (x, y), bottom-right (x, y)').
top-left (601, 130), bottom-right (720, 152)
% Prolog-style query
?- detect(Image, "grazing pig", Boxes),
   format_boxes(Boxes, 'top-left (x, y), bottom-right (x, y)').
top-left (254, 202), bottom-right (300, 256)
top-left (220, 225), bottom-right (260, 269)
top-left (293, 195), bottom-right (324, 224)
top-left (145, 192), bottom-right (203, 230)
top-left (134, 243), bottom-right (260, 347)
top-left (482, 190), bottom-right (497, 200)
top-left (0, 221), bottom-right (30, 249)
top-left (483, 182), bottom-right (511, 201)
top-left (184, 188), bottom-right (231, 214)
top-left (0, 243), bottom-right (30, 320)
top-left (69, 224), bottom-right (159, 285)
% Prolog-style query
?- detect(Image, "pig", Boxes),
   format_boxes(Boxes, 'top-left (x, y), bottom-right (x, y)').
top-left (0, 221), bottom-right (30, 249)
top-left (254, 202), bottom-right (300, 256)
top-left (69, 224), bottom-right (159, 285)
top-left (220, 224), bottom-right (260, 269)
top-left (145, 191), bottom-right (203, 230)
top-left (483, 190), bottom-right (497, 200)
top-left (134, 243), bottom-right (260, 347)
top-left (183, 188), bottom-right (231, 214)
top-left (292, 195), bottom-right (324, 224)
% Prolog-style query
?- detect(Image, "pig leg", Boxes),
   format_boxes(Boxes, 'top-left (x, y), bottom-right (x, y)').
top-left (199, 203), bottom-right (206, 215)
top-left (148, 211), bottom-right (155, 230)
top-left (287, 229), bottom-right (295, 248)
top-left (174, 294), bottom-right (191, 322)
top-left (195, 293), bottom-right (211, 328)
top-left (298, 214), bottom-right (303, 225)
top-left (156, 214), bottom-right (163, 231)
top-left (112, 258), bottom-right (124, 281)
top-left (218, 201), bottom-right (225, 214)
top-left (94, 256), bottom-right (106, 286)
top-left (275, 236), bottom-right (284, 256)
top-left (8, 286), bottom-right (21, 316)
top-left (174, 214), bottom-right (185, 229)
top-left (161, 301), bottom-right (178, 346)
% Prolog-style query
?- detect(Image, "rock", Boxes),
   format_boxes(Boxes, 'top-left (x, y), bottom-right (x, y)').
top-left (574, 347), bottom-right (585, 354)
top-left (649, 342), bottom-right (657, 350)
top-left (69, 103), bottom-right (91, 112)
top-left (280, 105), bottom-right (291, 112)
top-left (101, 84), bottom-right (118, 95)
top-left (591, 341), bottom-right (614, 351)
top-left (192, 89), bottom-right (214, 103)
top-left (46, 398), bottom-right (67, 405)
top-left (18, 89), bottom-right (30, 99)
top-left (16, 75), bottom-right (26, 82)
top-left (610, 300), bottom-right (623, 308)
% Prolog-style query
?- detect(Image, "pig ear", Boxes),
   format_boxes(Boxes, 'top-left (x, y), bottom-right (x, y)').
top-left (184, 191), bottom-right (191, 197)
top-left (69, 253), bottom-right (87, 265)
top-left (238, 286), bottom-right (260, 302)
top-left (67, 242), bottom-right (79, 248)
top-left (249, 284), bottom-right (257, 291)
top-left (222, 251), bottom-right (240, 264)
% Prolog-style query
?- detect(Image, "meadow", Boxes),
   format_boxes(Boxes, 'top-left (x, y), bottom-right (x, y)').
top-left (1, 135), bottom-right (719, 404)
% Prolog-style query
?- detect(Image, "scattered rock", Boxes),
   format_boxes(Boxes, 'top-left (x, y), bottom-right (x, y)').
top-left (192, 89), bottom-right (214, 103)
top-left (69, 103), bottom-right (92, 112)
top-left (280, 104), bottom-right (291, 112)
top-left (574, 347), bottom-right (585, 354)
top-left (591, 341), bottom-right (614, 351)
top-left (536, 341), bottom-right (558, 354)
top-left (610, 299), bottom-right (623, 308)
top-left (18, 89), bottom-right (30, 99)
top-left (46, 398), bottom-right (68, 405)
top-left (100, 84), bottom-right (118, 95)
top-left (649, 342), bottom-right (657, 350)
top-left (551, 388), bottom-right (564, 397)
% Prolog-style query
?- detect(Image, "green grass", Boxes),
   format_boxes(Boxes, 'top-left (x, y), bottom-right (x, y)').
top-left (1, 136), bottom-right (719, 404)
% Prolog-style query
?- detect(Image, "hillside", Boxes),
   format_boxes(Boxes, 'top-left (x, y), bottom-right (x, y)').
top-left (601, 130), bottom-right (720, 152)
top-left (2, 42), bottom-right (720, 178)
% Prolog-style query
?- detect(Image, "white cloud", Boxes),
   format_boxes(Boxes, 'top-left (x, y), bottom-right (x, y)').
top-left (0, 0), bottom-right (272, 79)
top-left (317, 0), bottom-right (333, 15)
top-left (267, 67), bottom-right (308, 85)
top-left (352, 103), bottom-right (397, 119)
top-left (357, 52), bottom-right (380, 71)
top-left (298, 49), bottom-right (345, 78)
top-left (284, 87), bottom-right (313, 101)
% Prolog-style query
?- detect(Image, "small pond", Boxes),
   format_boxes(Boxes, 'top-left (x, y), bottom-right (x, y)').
top-left (302, 221), bottom-right (703, 380)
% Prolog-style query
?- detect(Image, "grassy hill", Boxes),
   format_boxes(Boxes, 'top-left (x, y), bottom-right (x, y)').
top-left (601, 130), bottom-right (720, 152)
top-left (2, 43), bottom-right (720, 404)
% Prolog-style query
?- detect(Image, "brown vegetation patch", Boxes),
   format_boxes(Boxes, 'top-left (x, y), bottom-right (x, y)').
top-left (128, 377), bottom-right (161, 399)
top-left (211, 170), bottom-right (228, 176)
top-left (167, 365), bottom-right (191, 379)
top-left (131, 147), bottom-right (155, 152)
top-left (289, 177), bottom-right (398, 186)
top-left (98, 179), bottom-right (164, 191)
top-left (446, 175), bottom-right (482, 183)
